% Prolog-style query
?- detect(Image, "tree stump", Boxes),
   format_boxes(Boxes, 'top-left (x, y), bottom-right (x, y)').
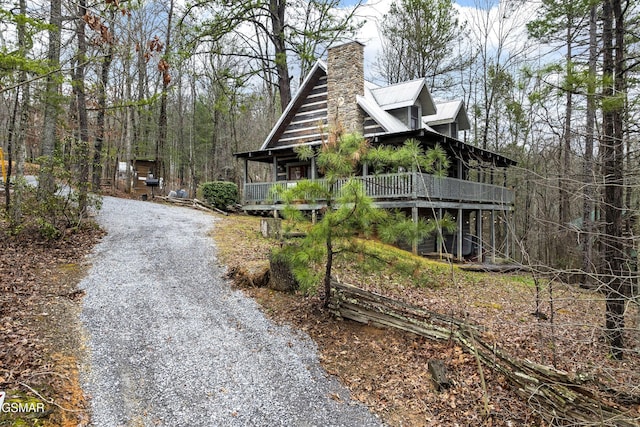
top-left (261, 218), bottom-right (281, 238)
top-left (428, 359), bottom-right (451, 391)
top-left (268, 253), bottom-right (298, 292)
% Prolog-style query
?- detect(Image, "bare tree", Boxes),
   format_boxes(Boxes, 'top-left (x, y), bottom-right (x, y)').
top-left (181, 0), bottom-right (363, 112)
top-left (600, 0), bottom-right (629, 360)
top-left (156, 0), bottom-right (174, 183)
top-left (73, 0), bottom-right (90, 215)
top-left (377, 0), bottom-right (470, 91)
top-left (38, 0), bottom-right (63, 199)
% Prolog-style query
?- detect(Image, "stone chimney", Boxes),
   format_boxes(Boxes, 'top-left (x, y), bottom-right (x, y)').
top-left (327, 41), bottom-right (365, 135)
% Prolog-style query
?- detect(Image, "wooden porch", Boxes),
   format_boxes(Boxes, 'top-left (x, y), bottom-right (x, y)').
top-left (242, 172), bottom-right (514, 209)
top-left (242, 172), bottom-right (514, 262)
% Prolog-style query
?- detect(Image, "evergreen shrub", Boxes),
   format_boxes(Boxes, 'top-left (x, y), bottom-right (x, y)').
top-left (199, 181), bottom-right (238, 210)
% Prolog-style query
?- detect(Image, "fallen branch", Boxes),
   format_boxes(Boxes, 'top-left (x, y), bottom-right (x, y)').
top-left (193, 198), bottom-right (228, 216)
top-left (19, 382), bottom-right (83, 413)
top-left (329, 280), bottom-right (639, 426)
top-left (155, 196), bottom-right (229, 216)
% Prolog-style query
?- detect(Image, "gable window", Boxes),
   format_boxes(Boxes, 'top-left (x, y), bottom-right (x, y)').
top-left (410, 106), bottom-right (420, 129)
top-left (451, 122), bottom-right (458, 139)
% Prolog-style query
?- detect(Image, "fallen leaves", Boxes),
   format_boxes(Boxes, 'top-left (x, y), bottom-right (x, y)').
top-left (0, 222), bottom-right (103, 426)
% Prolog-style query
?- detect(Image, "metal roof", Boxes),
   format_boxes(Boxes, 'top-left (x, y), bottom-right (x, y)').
top-left (358, 85), bottom-right (408, 134)
top-left (368, 78), bottom-right (436, 115)
top-left (424, 100), bottom-right (471, 131)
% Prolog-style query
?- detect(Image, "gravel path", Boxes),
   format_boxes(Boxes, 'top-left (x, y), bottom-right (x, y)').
top-left (80, 197), bottom-right (383, 427)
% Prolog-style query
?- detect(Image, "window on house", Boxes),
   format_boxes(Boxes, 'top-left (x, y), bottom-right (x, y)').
top-left (288, 165), bottom-right (307, 180)
top-left (410, 106), bottom-right (420, 129)
top-left (451, 122), bottom-right (458, 139)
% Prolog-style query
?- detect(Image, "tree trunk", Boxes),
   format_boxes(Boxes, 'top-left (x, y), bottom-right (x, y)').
top-left (601, 0), bottom-right (627, 360)
top-left (39, 0), bottom-right (63, 199)
top-left (156, 0), bottom-right (174, 184)
top-left (74, 0), bottom-right (90, 216)
top-left (323, 218), bottom-right (333, 307)
top-left (4, 90), bottom-right (19, 211)
top-left (582, 4), bottom-right (597, 287)
top-left (270, 0), bottom-right (292, 111)
top-left (12, 0), bottom-right (30, 225)
top-left (559, 25), bottom-right (572, 229)
top-left (268, 253), bottom-right (298, 292)
top-left (93, 9), bottom-right (115, 191)
top-left (124, 17), bottom-right (134, 194)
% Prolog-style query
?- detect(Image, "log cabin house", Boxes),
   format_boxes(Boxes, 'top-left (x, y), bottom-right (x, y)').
top-left (235, 41), bottom-right (515, 262)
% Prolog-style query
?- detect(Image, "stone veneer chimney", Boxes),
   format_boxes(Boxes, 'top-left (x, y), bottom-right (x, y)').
top-left (327, 41), bottom-right (365, 135)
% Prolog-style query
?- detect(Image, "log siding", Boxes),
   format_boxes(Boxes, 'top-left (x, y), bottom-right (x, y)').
top-left (271, 76), bottom-right (329, 149)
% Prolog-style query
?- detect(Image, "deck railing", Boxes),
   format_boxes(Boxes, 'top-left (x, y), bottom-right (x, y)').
top-left (243, 172), bottom-right (514, 205)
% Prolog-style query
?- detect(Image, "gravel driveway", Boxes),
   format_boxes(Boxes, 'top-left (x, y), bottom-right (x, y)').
top-left (79, 197), bottom-right (383, 427)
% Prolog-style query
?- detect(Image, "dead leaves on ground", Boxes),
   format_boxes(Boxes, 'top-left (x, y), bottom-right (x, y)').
top-left (0, 223), bottom-right (103, 426)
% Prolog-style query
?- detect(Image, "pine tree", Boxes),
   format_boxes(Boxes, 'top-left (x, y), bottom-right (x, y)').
top-left (273, 131), bottom-right (453, 306)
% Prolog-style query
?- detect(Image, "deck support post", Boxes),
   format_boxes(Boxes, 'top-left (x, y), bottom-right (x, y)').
top-left (457, 208), bottom-right (463, 261)
top-left (476, 210), bottom-right (483, 263)
top-left (504, 212), bottom-right (510, 260)
top-left (438, 208), bottom-right (443, 258)
top-left (412, 206), bottom-right (419, 255)
top-left (490, 210), bottom-right (496, 263)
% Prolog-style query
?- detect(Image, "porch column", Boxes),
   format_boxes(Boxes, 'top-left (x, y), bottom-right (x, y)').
top-left (457, 159), bottom-right (463, 180)
top-left (490, 210), bottom-right (496, 263)
top-left (476, 210), bottom-right (483, 263)
top-left (272, 156), bottom-right (278, 182)
top-left (362, 162), bottom-right (368, 176)
top-left (412, 206), bottom-right (419, 255)
top-left (243, 158), bottom-right (248, 204)
top-left (311, 156), bottom-right (317, 179)
top-left (457, 208), bottom-right (463, 261)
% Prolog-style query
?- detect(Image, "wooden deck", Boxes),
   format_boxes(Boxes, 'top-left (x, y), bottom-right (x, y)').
top-left (243, 172), bottom-right (514, 208)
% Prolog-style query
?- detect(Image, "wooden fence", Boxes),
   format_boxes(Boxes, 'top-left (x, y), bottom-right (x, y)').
top-left (329, 281), bottom-right (638, 426)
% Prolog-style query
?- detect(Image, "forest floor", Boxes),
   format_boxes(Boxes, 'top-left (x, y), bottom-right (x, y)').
top-left (0, 220), bottom-right (103, 426)
top-left (1, 200), bottom-right (639, 426)
top-left (214, 214), bottom-right (640, 426)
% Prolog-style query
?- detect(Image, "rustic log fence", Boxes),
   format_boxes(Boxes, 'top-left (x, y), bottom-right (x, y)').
top-left (155, 196), bottom-right (229, 215)
top-left (329, 280), bottom-right (639, 426)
